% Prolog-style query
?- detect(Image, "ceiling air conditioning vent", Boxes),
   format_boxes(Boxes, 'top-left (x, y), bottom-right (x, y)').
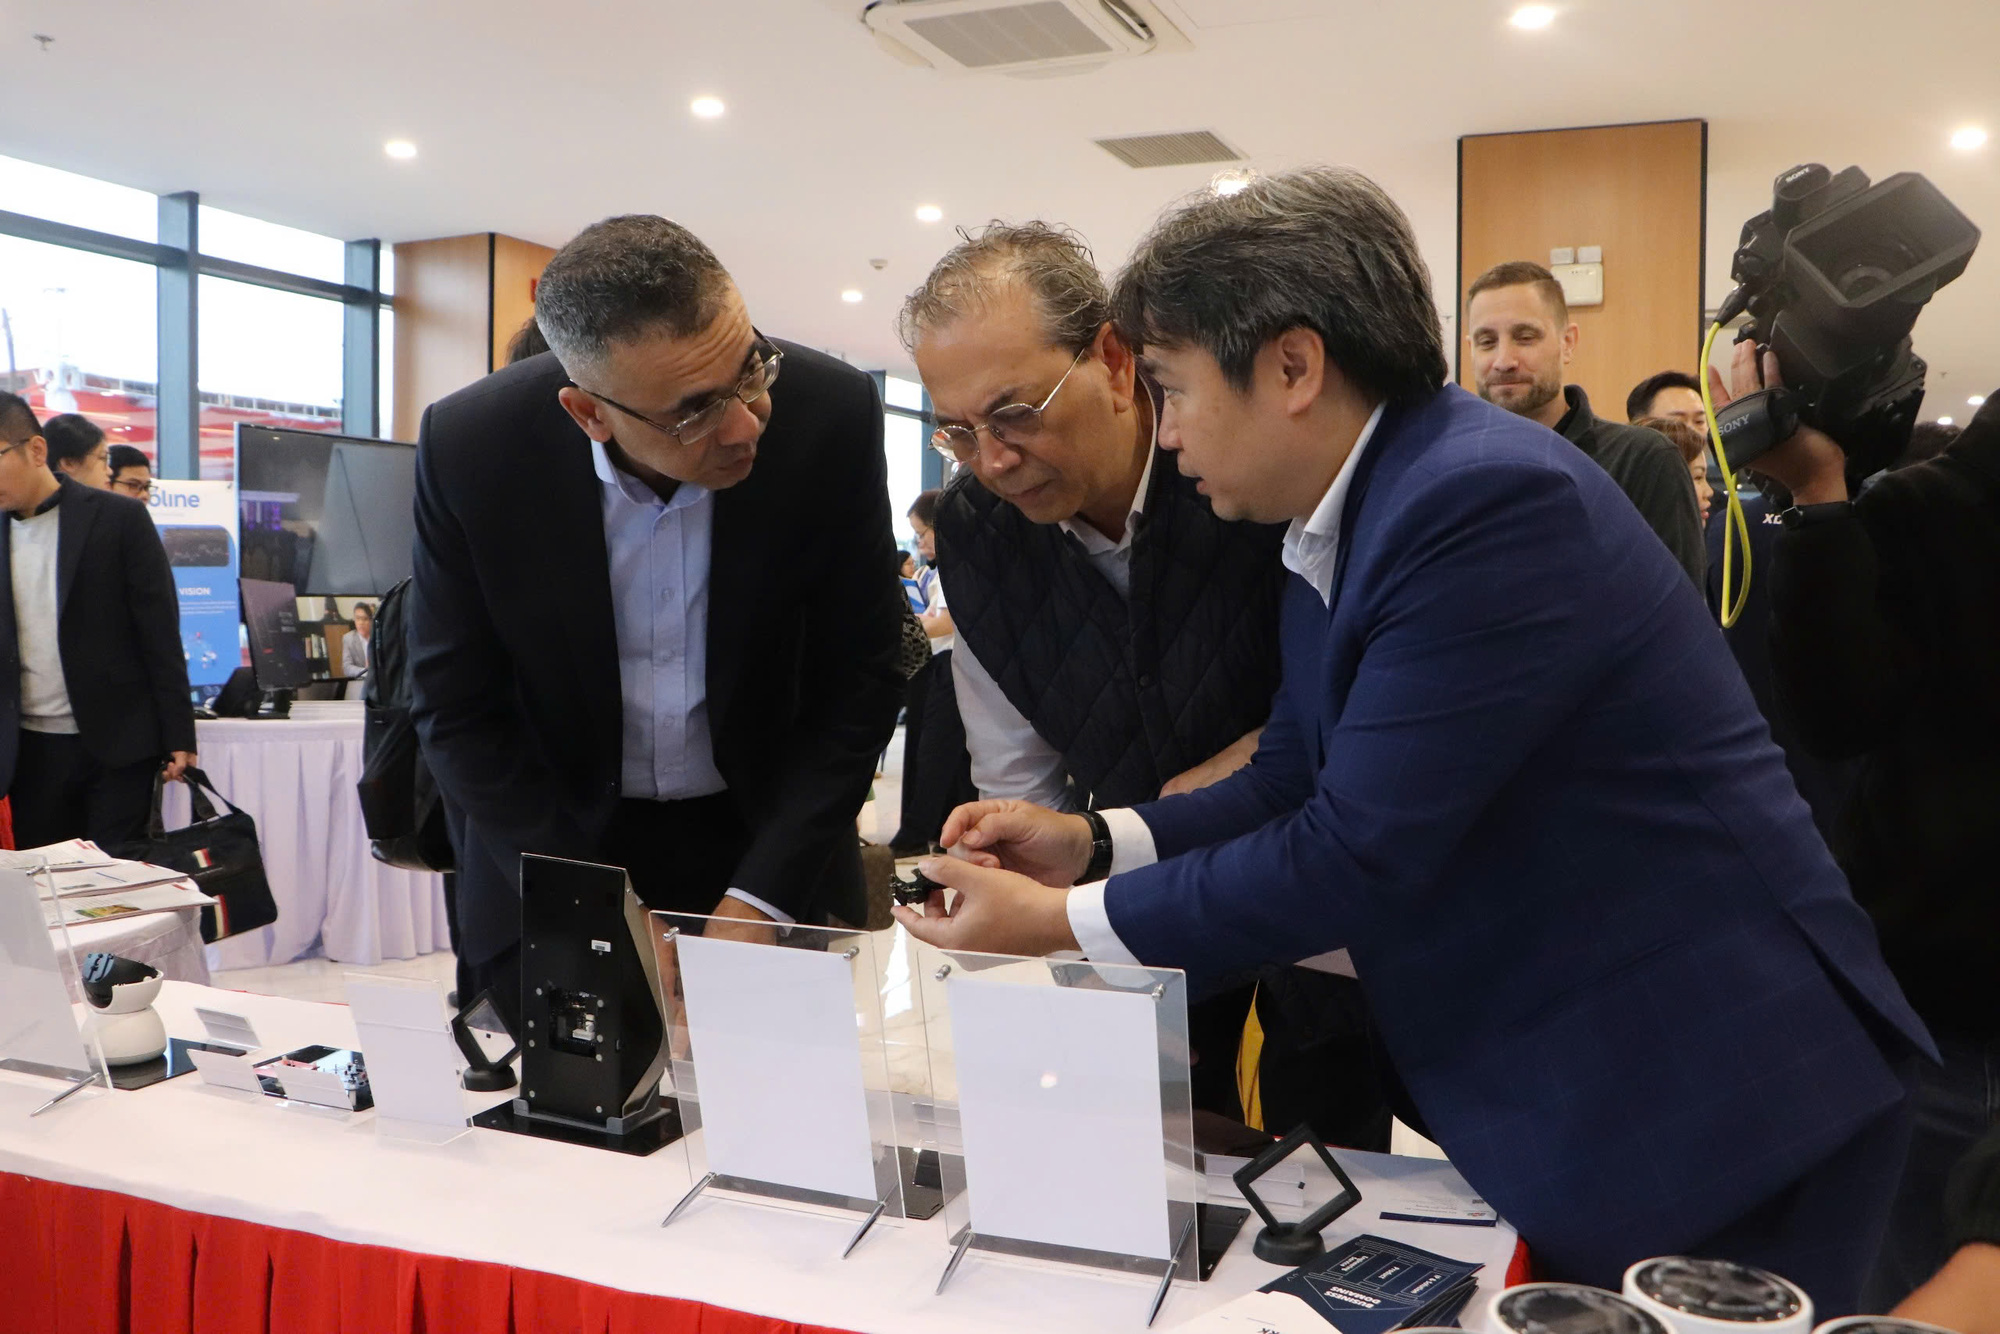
top-left (863, 0), bottom-right (1189, 76)
top-left (1094, 129), bottom-right (1242, 169)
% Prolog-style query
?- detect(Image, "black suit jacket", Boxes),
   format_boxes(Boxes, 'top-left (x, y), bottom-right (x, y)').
top-left (0, 477), bottom-right (197, 791)
top-left (408, 344), bottom-right (905, 964)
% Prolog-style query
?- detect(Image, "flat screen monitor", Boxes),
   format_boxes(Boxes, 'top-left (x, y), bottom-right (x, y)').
top-left (237, 426), bottom-right (416, 598)
top-left (241, 578), bottom-right (312, 691)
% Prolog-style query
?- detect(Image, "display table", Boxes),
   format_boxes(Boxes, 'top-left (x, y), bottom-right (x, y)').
top-left (54, 907), bottom-right (211, 1001)
top-left (0, 982), bottom-right (1522, 1334)
top-left (164, 703), bottom-right (449, 970)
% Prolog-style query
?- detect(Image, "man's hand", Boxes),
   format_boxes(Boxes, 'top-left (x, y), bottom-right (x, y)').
top-left (701, 893), bottom-right (779, 946)
top-left (940, 799), bottom-right (1092, 886)
top-left (1708, 339), bottom-right (1849, 505)
top-left (163, 751), bottom-right (197, 783)
top-left (1160, 727), bottom-right (1262, 798)
top-left (891, 855), bottom-right (1080, 956)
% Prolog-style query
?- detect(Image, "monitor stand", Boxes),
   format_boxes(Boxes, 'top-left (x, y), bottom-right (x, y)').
top-left (254, 688), bottom-right (294, 719)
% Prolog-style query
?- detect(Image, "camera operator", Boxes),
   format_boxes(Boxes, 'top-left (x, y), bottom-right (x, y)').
top-left (1711, 338), bottom-right (2000, 1311)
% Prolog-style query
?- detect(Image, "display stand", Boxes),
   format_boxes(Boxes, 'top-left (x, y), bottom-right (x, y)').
top-left (0, 864), bottom-right (114, 1115)
top-left (910, 944), bottom-right (1200, 1327)
top-left (649, 911), bottom-right (934, 1258)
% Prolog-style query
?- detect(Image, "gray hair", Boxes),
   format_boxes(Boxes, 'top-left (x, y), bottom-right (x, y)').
top-left (898, 221), bottom-right (1109, 354)
top-left (1111, 167), bottom-right (1447, 403)
top-left (534, 215), bottom-right (730, 377)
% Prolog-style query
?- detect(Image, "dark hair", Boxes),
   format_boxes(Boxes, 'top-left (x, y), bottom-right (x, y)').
top-left (1467, 260), bottom-right (1569, 327)
top-left (908, 488), bottom-right (942, 527)
top-left (534, 215), bottom-right (730, 377)
top-left (1634, 415), bottom-right (1707, 466)
top-left (1626, 370), bottom-right (1702, 423)
top-left (505, 317), bottom-right (550, 366)
top-left (0, 392), bottom-right (40, 443)
top-left (108, 444), bottom-right (151, 476)
top-left (900, 221), bottom-right (1109, 354)
top-left (42, 413), bottom-right (106, 468)
top-left (352, 601), bottom-right (375, 619)
top-left (1112, 167), bottom-right (1447, 402)
top-left (1895, 421), bottom-right (1959, 470)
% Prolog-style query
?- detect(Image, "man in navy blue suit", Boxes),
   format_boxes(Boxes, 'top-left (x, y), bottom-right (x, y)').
top-left (895, 166), bottom-right (1933, 1315)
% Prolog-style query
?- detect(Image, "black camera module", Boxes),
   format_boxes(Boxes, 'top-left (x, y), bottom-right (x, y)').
top-left (1713, 163), bottom-right (1979, 481)
top-left (891, 866), bottom-right (943, 907)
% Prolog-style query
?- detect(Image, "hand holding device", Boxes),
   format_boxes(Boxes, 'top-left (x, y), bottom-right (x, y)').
top-left (940, 799), bottom-right (1093, 886)
top-left (890, 856), bottom-right (1080, 957)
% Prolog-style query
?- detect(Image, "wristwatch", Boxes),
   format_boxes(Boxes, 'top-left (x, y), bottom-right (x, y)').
top-left (1080, 809), bottom-right (1115, 883)
top-left (1778, 500), bottom-right (1854, 529)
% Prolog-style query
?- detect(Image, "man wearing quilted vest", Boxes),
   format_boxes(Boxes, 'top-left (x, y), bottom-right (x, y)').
top-left (899, 223), bottom-right (1391, 1150)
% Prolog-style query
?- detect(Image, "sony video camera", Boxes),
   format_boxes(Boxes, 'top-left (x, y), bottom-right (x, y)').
top-left (1712, 163), bottom-right (1979, 481)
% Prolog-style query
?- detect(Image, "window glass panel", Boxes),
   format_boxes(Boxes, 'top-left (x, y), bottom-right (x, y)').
top-left (379, 306), bottom-right (397, 440)
top-left (884, 374), bottom-right (926, 411)
top-left (0, 153), bottom-right (157, 242)
top-left (0, 234), bottom-right (158, 466)
top-left (197, 205), bottom-right (345, 284)
top-left (197, 276), bottom-right (344, 480)
top-left (884, 412), bottom-right (925, 544)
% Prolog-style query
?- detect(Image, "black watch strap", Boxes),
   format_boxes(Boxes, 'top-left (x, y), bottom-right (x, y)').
top-left (1778, 500), bottom-right (1854, 529)
top-left (1080, 809), bottom-right (1115, 883)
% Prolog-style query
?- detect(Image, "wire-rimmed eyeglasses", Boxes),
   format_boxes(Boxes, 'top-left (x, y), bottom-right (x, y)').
top-left (570, 334), bottom-right (783, 446)
top-left (930, 346), bottom-right (1089, 464)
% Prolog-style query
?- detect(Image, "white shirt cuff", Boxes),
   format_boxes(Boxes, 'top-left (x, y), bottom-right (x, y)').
top-left (1100, 806), bottom-right (1158, 875)
top-left (1065, 880), bottom-right (1140, 966)
top-left (724, 887), bottom-right (794, 925)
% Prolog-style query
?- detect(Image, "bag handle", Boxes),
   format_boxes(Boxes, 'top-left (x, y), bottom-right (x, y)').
top-left (146, 765), bottom-right (235, 838)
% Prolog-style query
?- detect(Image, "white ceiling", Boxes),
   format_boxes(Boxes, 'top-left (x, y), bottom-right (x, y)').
top-left (3, 0), bottom-right (1995, 416)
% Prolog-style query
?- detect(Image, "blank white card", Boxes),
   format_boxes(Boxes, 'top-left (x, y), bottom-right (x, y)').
top-left (948, 975), bottom-right (1171, 1259)
top-left (676, 935), bottom-right (879, 1203)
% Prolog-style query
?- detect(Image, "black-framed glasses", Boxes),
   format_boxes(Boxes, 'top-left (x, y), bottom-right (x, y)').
top-left (930, 346), bottom-right (1089, 464)
top-left (571, 333), bottom-right (783, 445)
top-left (110, 476), bottom-right (151, 497)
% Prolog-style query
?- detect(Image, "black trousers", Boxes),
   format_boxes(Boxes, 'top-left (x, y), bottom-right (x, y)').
top-left (471, 792), bottom-right (752, 1036)
top-left (891, 650), bottom-right (976, 853)
top-left (9, 730), bottom-right (159, 850)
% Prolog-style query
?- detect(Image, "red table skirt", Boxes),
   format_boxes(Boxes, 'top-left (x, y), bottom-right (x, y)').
top-left (1, 1172), bottom-right (862, 1334)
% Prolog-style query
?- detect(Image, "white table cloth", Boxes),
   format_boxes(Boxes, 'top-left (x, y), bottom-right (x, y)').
top-left (0, 981), bottom-right (1520, 1334)
top-left (163, 702), bottom-right (450, 969)
top-left (52, 907), bottom-right (211, 1001)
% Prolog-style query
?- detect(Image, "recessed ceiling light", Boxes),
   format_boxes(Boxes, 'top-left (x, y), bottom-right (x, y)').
top-left (915, 204), bottom-right (944, 223)
top-left (1970, 395), bottom-right (1987, 406)
top-left (1937, 416), bottom-right (1954, 426)
top-left (1509, 5), bottom-right (1556, 29)
top-left (383, 139), bottom-right (417, 160)
top-left (841, 289), bottom-right (863, 304)
top-left (690, 96), bottom-right (726, 120)
top-left (1950, 125), bottom-right (1988, 151)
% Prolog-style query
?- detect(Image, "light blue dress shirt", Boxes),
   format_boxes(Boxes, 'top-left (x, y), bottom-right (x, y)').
top-left (590, 439), bottom-right (728, 803)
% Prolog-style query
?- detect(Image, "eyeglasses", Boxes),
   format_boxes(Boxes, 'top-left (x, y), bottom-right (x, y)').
top-left (570, 334), bottom-right (783, 446)
top-left (930, 347), bottom-right (1089, 464)
top-left (111, 476), bottom-right (151, 497)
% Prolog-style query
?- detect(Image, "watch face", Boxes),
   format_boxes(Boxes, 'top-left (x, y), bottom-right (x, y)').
top-left (1631, 1258), bottom-right (1803, 1320)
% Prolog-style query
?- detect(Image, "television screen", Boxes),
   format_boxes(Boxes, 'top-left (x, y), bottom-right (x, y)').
top-left (237, 426), bottom-right (416, 598)
top-left (241, 578), bottom-right (312, 691)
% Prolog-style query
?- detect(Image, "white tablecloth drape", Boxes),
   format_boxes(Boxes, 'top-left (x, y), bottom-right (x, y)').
top-left (163, 703), bottom-right (449, 970)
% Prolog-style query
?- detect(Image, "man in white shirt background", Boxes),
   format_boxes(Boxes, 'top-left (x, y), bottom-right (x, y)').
top-left (900, 223), bottom-right (1392, 1149)
top-left (0, 393), bottom-right (197, 849)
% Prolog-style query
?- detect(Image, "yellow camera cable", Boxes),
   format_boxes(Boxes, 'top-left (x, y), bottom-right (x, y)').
top-left (1699, 320), bottom-right (1755, 628)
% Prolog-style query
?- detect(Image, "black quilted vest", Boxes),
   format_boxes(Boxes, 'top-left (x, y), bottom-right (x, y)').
top-left (936, 450), bottom-right (1288, 809)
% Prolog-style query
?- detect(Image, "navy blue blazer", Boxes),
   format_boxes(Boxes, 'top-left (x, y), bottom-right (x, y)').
top-left (1108, 386), bottom-right (1933, 1284)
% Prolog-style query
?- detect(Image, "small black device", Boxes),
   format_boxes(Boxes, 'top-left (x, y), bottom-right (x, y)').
top-left (1712, 163), bottom-right (1979, 480)
top-left (497, 855), bottom-right (680, 1151)
top-left (891, 865), bottom-right (943, 907)
top-left (1232, 1122), bottom-right (1363, 1266)
top-left (240, 577), bottom-right (312, 694)
top-left (451, 989), bottom-right (519, 1092)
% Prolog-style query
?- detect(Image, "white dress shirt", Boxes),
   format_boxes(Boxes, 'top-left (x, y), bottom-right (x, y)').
top-left (591, 440), bottom-right (783, 922)
top-left (949, 447), bottom-right (1156, 810)
top-left (10, 505), bottom-right (76, 734)
top-left (1064, 405), bottom-right (1387, 963)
